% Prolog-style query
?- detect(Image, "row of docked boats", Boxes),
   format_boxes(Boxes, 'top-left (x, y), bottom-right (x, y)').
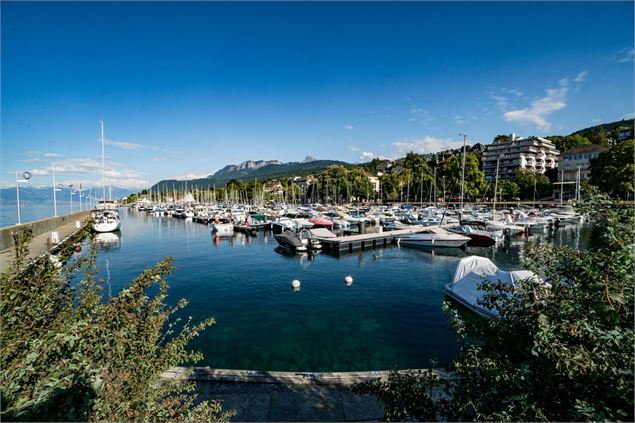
top-left (130, 199), bottom-right (585, 253)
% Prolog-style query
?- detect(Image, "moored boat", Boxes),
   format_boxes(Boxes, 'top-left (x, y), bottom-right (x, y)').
top-left (445, 255), bottom-right (542, 318)
top-left (397, 227), bottom-right (470, 248)
top-left (446, 225), bottom-right (502, 246)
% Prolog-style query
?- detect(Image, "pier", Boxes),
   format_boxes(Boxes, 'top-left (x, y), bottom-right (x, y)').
top-left (0, 211), bottom-right (90, 269)
top-left (316, 227), bottom-right (431, 254)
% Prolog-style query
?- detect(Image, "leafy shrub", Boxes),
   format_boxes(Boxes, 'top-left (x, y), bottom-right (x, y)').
top-left (1, 225), bottom-right (234, 422)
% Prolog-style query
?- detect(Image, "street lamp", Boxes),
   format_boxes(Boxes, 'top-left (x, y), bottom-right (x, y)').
top-left (69, 184), bottom-right (75, 213)
top-left (15, 171), bottom-right (32, 225)
top-left (54, 183), bottom-right (63, 217)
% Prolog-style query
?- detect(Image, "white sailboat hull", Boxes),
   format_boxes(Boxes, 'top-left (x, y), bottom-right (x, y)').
top-left (93, 220), bottom-right (121, 233)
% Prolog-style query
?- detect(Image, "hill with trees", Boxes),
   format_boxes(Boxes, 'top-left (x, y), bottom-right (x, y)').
top-left (150, 158), bottom-right (350, 192)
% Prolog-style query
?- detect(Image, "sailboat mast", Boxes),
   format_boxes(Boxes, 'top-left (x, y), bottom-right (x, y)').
top-left (101, 120), bottom-right (106, 201)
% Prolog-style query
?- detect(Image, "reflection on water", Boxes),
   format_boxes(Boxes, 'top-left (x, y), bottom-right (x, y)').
top-left (80, 208), bottom-right (593, 372)
top-left (94, 231), bottom-right (122, 251)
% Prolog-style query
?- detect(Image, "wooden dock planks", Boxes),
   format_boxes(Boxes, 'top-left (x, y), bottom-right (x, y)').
top-left (315, 227), bottom-right (431, 254)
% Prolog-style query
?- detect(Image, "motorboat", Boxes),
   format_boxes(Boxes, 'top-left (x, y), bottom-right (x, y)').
top-left (396, 227), bottom-right (470, 248)
top-left (211, 222), bottom-right (234, 237)
top-left (446, 255), bottom-right (542, 318)
top-left (445, 225), bottom-right (502, 246)
top-left (309, 216), bottom-right (334, 228)
top-left (273, 229), bottom-right (321, 252)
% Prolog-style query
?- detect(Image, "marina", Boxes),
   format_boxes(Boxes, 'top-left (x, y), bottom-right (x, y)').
top-left (60, 204), bottom-right (593, 372)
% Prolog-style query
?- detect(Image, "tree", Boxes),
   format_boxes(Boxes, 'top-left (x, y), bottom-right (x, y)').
top-left (548, 134), bottom-right (591, 152)
top-left (590, 139), bottom-right (635, 199)
top-left (0, 227), bottom-right (233, 422)
top-left (359, 193), bottom-right (634, 422)
top-left (512, 169), bottom-right (552, 201)
top-left (496, 179), bottom-right (519, 199)
top-left (438, 153), bottom-right (486, 201)
top-left (493, 134), bottom-right (509, 144)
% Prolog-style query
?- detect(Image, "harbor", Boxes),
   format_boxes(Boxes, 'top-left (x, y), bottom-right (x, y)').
top-left (27, 203), bottom-right (588, 372)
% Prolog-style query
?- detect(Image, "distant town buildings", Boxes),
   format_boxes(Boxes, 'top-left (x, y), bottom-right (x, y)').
top-left (367, 175), bottom-right (380, 192)
top-left (481, 134), bottom-right (559, 181)
top-left (617, 127), bottom-right (634, 141)
top-left (263, 180), bottom-right (284, 196)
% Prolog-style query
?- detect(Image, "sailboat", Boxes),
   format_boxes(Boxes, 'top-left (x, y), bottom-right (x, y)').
top-left (91, 121), bottom-right (122, 233)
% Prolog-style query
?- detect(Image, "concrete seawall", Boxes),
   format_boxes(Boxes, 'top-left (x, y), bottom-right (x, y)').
top-left (0, 211), bottom-right (90, 251)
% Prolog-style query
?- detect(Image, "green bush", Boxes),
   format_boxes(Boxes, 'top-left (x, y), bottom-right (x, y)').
top-left (361, 193), bottom-right (634, 421)
top-left (1, 225), bottom-right (234, 422)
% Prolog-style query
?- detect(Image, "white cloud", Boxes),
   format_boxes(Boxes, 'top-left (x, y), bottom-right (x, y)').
top-left (408, 107), bottom-right (434, 126)
top-left (503, 78), bottom-right (570, 131)
top-left (24, 157), bottom-right (146, 189)
top-left (348, 145), bottom-right (360, 152)
top-left (105, 139), bottom-right (145, 150)
top-left (615, 47), bottom-right (634, 63)
top-left (489, 93), bottom-right (509, 110)
top-left (44, 152), bottom-right (63, 158)
top-left (344, 125), bottom-right (354, 130)
top-left (574, 70), bottom-right (588, 83)
top-left (502, 88), bottom-right (524, 97)
top-left (590, 117), bottom-right (602, 124)
top-left (622, 112), bottom-right (635, 120)
top-left (171, 173), bottom-right (209, 180)
top-left (361, 152), bottom-right (375, 161)
top-left (392, 136), bottom-right (465, 155)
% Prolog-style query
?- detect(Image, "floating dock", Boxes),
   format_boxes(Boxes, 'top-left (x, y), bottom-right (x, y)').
top-left (315, 227), bottom-right (431, 254)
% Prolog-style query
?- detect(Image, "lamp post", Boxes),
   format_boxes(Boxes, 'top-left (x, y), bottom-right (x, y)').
top-left (69, 184), bottom-right (75, 213)
top-left (15, 171), bottom-right (32, 225)
top-left (52, 162), bottom-right (58, 217)
top-left (458, 133), bottom-right (468, 222)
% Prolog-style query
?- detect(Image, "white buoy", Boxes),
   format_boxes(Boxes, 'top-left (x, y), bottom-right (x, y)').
top-left (291, 279), bottom-right (301, 291)
top-left (344, 275), bottom-right (353, 286)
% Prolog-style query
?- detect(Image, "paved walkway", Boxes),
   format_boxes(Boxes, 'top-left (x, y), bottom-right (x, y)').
top-left (0, 220), bottom-right (84, 270)
top-left (163, 368), bottom-right (384, 422)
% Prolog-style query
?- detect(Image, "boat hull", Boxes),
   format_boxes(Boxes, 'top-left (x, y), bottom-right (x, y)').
top-left (92, 220), bottom-right (121, 233)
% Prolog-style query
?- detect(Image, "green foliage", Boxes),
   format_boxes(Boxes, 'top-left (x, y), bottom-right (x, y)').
top-left (0, 225), bottom-right (234, 422)
top-left (126, 193), bottom-right (139, 204)
top-left (512, 169), bottom-right (552, 200)
top-left (590, 139), bottom-right (634, 199)
top-left (496, 179), bottom-right (519, 199)
top-left (493, 134), bottom-right (509, 143)
top-left (547, 134), bottom-right (591, 152)
top-left (438, 153), bottom-right (486, 201)
top-left (354, 369), bottom-right (440, 421)
top-left (363, 194), bottom-right (634, 421)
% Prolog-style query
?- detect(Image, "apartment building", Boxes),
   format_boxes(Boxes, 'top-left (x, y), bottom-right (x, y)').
top-left (482, 134), bottom-right (559, 181)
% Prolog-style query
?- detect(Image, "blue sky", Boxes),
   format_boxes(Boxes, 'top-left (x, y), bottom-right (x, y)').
top-left (1, 1), bottom-right (633, 190)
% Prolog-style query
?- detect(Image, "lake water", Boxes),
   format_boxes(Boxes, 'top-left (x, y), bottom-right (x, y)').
top-left (80, 209), bottom-right (590, 372)
top-left (1, 203), bottom-right (76, 228)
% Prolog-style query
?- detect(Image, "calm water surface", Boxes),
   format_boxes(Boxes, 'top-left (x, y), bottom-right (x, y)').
top-left (84, 208), bottom-right (591, 372)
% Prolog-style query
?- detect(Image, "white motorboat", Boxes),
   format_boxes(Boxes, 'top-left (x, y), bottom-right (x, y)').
top-left (446, 256), bottom-right (542, 318)
top-left (211, 222), bottom-right (234, 237)
top-left (397, 227), bottom-right (470, 248)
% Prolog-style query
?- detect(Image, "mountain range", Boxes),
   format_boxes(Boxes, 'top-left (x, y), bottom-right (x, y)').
top-left (151, 156), bottom-right (348, 191)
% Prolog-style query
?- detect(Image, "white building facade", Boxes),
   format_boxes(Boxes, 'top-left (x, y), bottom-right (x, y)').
top-left (482, 134), bottom-right (559, 181)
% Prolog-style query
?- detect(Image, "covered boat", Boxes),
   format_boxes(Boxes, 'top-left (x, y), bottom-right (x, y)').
top-left (446, 256), bottom-right (542, 318)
